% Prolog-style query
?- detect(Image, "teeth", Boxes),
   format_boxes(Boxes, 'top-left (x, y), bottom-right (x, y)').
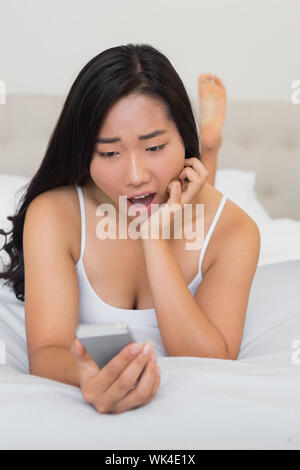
top-left (132, 193), bottom-right (151, 200)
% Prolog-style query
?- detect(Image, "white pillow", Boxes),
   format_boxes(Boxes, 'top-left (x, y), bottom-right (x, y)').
top-left (0, 174), bottom-right (30, 267)
top-left (215, 168), bottom-right (272, 225)
top-left (0, 174), bottom-right (30, 226)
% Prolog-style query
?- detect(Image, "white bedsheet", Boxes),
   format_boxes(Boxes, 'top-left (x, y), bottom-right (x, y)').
top-left (0, 256), bottom-right (300, 449)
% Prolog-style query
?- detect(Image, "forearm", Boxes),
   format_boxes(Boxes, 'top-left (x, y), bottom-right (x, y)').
top-left (29, 345), bottom-right (80, 387)
top-left (142, 238), bottom-right (228, 359)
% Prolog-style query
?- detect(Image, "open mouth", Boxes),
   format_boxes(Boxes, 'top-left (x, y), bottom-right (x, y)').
top-left (128, 193), bottom-right (156, 208)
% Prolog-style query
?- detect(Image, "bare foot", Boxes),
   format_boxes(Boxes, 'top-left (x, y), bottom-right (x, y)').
top-left (198, 73), bottom-right (227, 151)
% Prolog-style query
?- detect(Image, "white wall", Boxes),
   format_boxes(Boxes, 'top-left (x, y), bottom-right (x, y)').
top-left (0, 0), bottom-right (299, 101)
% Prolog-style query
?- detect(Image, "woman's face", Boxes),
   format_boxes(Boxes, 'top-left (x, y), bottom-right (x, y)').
top-left (89, 93), bottom-right (186, 219)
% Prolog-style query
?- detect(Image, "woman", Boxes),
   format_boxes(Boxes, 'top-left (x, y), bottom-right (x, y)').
top-left (0, 43), bottom-right (260, 415)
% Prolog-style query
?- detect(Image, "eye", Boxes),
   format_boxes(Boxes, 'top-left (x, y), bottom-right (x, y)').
top-left (97, 151), bottom-right (119, 158)
top-left (146, 144), bottom-right (166, 153)
top-left (96, 144), bottom-right (166, 159)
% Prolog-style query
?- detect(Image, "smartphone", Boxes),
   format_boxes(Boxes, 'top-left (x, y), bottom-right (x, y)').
top-left (76, 322), bottom-right (138, 369)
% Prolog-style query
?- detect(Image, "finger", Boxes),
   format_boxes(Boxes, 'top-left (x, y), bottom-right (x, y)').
top-left (179, 167), bottom-right (207, 205)
top-left (71, 338), bottom-right (100, 384)
top-left (179, 165), bottom-right (205, 183)
top-left (79, 341), bottom-right (144, 401)
top-left (178, 170), bottom-right (190, 193)
top-left (179, 176), bottom-right (190, 192)
top-left (167, 180), bottom-right (182, 205)
top-left (143, 368), bottom-right (161, 406)
top-left (129, 354), bottom-right (161, 406)
top-left (140, 353), bottom-right (161, 406)
top-left (167, 179), bottom-right (180, 193)
top-left (110, 352), bottom-right (160, 414)
top-left (183, 158), bottom-right (209, 181)
top-left (183, 157), bottom-right (206, 173)
top-left (91, 341), bottom-right (144, 393)
top-left (101, 343), bottom-right (155, 410)
top-left (178, 166), bottom-right (200, 188)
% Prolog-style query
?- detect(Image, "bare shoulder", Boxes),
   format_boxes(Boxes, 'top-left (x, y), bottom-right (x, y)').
top-left (25, 185), bottom-right (80, 262)
top-left (27, 184), bottom-right (79, 212)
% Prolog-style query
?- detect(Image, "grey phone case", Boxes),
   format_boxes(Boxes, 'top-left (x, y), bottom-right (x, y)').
top-left (76, 322), bottom-right (137, 369)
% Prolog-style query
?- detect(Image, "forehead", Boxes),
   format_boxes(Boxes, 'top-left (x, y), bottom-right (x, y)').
top-left (99, 93), bottom-right (171, 134)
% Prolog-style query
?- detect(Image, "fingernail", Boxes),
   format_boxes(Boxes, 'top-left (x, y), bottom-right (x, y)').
top-left (156, 366), bottom-right (161, 376)
top-left (130, 343), bottom-right (141, 354)
top-left (143, 342), bottom-right (153, 355)
top-left (151, 351), bottom-right (156, 362)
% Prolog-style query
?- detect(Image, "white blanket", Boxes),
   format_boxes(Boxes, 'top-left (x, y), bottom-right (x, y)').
top-left (0, 257), bottom-right (300, 450)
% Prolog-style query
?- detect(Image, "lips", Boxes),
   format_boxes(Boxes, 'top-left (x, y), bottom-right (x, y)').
top-left (128, 193), bottom-right (156, 206)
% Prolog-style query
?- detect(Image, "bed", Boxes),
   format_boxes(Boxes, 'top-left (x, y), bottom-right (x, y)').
top-left (0, 96), bottom-right (300, 450)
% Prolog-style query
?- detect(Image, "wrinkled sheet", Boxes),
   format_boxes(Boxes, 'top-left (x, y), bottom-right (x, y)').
top-left (0, 260), bottom-right (300, 450)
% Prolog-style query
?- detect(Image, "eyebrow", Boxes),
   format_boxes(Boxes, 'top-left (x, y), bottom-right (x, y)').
top-left (95, 129), bottom-right (168, 144)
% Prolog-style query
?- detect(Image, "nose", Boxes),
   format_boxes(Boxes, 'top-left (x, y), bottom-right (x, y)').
top-left (124, 153), bottom-right (151, 187)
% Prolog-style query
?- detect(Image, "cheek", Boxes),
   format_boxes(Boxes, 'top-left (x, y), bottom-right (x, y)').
top-left (161, 151), bottom-right (184, 183)
top-left (90, 158), bottom-right (115, 192)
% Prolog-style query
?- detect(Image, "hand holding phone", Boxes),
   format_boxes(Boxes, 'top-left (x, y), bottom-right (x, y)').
top-left (71, 324), bottom-right (160, 414)
top-left (76, 322), bottom-right (138, 369)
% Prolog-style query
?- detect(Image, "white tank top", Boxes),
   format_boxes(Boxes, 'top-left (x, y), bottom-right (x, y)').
top-left (75, 185), bottom-right (227, 329)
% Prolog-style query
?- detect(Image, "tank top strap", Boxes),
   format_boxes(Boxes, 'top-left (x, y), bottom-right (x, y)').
top-left (75, 185), bottom-right (86, 265)
top-left (198, 193), bottom-right (227, 272)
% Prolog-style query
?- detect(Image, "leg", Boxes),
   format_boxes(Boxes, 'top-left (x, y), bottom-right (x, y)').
top-left (197, 73), bottom-right (227, 186)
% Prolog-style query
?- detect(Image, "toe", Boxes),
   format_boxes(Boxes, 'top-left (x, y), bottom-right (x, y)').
top-left (215, 76), bottom-right (225, 88)
top-left (198, 74), bottom-right (207, 83)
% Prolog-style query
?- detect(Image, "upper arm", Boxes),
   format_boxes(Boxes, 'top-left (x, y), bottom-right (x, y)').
top-left (23, 193), bottom-right (79, 365)
top-left (193, 214), bottom-right (261, 360)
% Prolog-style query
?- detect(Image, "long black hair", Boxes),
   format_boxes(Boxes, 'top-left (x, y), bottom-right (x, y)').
top-left (0, 43), bottom-right (201, 302)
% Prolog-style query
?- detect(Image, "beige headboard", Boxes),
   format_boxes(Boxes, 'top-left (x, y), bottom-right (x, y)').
top-left (0, 95), bottom-right (299, 220)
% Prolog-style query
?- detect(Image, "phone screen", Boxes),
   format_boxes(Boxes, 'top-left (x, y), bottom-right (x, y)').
top-left (76, 323), bottom-right (137, 369)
